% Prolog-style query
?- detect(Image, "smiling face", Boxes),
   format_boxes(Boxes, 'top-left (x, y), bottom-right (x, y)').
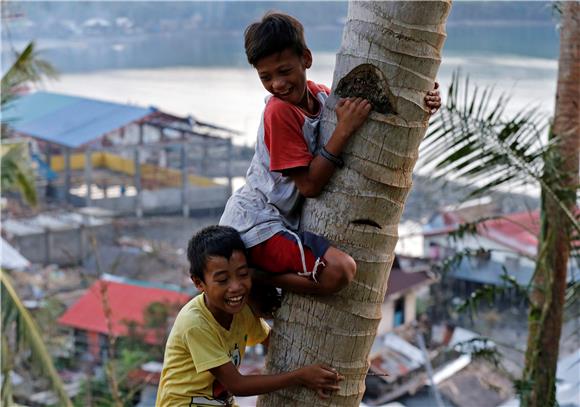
top-left (256, 48), bottom-right (315, 113)
top-left (193, 250), bottom-right (252, 329)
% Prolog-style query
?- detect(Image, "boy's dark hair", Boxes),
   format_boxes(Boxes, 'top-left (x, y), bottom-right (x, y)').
top-left (244, 12), bottom-right (307, 66)
top-left (187, 225), bottom-right (247, 281)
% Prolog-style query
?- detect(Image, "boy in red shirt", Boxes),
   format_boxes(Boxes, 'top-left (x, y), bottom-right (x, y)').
top-left (220, 12), bottom-right (440, 297)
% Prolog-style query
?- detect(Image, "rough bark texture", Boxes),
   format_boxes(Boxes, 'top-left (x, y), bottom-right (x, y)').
top-left (522, 2), bottom-right (579, 407)
top-left (257, 2), bottom-right (451, 406)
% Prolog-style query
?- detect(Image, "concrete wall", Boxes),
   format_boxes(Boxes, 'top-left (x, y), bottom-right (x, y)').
top-left (142, 186), bottom-right (228, 212)
top-left (76, 185), bottom-right (229, 216)
top-left (8, 214), bottom-right (221, 267)
top-left (110, 215), bottom-right (220, 250)
top-left (91, 196), bottom-right (137, 213)
top-left (10, 223), bottom-right (115, 266)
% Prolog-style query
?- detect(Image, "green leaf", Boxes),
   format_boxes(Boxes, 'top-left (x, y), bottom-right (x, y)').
top-left (1, 143), bottom-right (38, 206)
top-left (1, 42), bottom-right (58, 107)
top-left (419, 71), bottom-right (580, 235)
top-left (1, 270), bottom-right (73, 407)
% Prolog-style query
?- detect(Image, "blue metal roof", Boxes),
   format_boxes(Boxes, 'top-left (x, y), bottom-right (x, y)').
top-left (2, 91), bottom-right (154, 148)
top-left (449, 258), bottom-right (534, 287)
top-left (449, 257), bottom-right (578, 287)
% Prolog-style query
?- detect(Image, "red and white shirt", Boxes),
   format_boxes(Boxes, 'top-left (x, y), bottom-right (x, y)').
top-left (220, 81), bottom-right (330, 247)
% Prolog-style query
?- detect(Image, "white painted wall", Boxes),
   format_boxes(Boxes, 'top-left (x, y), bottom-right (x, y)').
top-left (404, 291), bottom-right (417, 325)
top-left (378, 300), bottom-right (394, 336)
top-left (377, 291), bottom-right (419, 336)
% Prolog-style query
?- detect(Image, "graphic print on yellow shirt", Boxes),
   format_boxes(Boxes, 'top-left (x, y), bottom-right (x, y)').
top-left (156, 294), bottom-right (269, 407)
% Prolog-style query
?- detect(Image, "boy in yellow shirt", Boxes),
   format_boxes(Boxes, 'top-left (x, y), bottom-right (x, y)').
top-left (156, 226), bottom-right (342, 406)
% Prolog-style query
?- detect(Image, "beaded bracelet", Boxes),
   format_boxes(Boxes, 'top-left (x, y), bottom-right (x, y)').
top-left (320, 146), bottom-right (344, 169)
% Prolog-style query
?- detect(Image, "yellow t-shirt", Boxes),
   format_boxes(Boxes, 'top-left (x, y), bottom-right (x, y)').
top-left (156, 293), bottom-right (270, 407)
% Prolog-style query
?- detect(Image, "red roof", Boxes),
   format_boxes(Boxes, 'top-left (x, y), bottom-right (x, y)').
top-left (426, 210), bottom-right (542, 257)
top-left (477, 210), bottom-right (540, 256)
top-left (58, 279), bottom-right (191, 344)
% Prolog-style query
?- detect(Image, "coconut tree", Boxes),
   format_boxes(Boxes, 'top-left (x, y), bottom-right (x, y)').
top-left (258, 2), bottom-right (452, 406)
top-left (2, 41), bottom-right (56, 205)
top-left (1, 42), bottom-right (72, 407)
top-left (521, 2), bottom-right (579, 406)
top-left (1, 141), bottom-right (38, 206)
top-left (1, 41), bottom-right (57, 106)
top-left (401, 3), bottom-right (579, 406)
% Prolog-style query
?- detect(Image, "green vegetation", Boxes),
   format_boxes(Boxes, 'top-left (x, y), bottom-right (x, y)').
top-left (1, 41), bottom-right (71, 406)
top-left (422, 67), bottom-right (578, 406)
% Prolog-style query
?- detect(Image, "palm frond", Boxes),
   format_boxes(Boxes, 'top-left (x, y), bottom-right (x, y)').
top-left (1, 270), bottom-right (73, 407)
top-left (1, 41), bottom-right (58, 107)
top-left (420, 71), bottom-right (580, 235)
top-left (1, 336), bottom-right (14, 406)
top-left (0, 143), bottom-right (37, 206)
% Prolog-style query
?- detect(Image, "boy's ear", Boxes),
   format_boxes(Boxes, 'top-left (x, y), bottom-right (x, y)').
top-left (302, 49), bottom-right (313, 69)
top-left (192, 276), bottom-right (205, 292)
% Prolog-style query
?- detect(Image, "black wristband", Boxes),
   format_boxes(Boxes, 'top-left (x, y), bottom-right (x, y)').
top-left (320, 146), bottom-right (344, 169)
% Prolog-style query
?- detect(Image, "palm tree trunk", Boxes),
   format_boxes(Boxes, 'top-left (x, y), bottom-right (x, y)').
top-left (521, 2), bottom-right (579, 406)
top-left (257, 2), bottom-right (451, 405)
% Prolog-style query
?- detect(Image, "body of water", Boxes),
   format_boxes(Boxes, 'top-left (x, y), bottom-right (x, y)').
top-left (41, 50), bottom-right (558, 148)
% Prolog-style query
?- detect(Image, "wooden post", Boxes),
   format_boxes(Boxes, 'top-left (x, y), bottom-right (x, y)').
top-left (45, 146), bottom-right (52, 176)
top-left (84, 149), bottom-right (92, 207)
top-left (44, 227), bottom-right (51, 265)
top-left (181, 144), bottom-right (189, 217)
top-left (64, 147), bottom-right (71, 204)
top-left (159, 148), bottom-right (167, 168)
top-left (78, 223), bottom-right (85, 265)
top-left (134, 147), bottom-right (143, 218)
top-left (45, 146), bottom-right (51, 168)
top-left (201, 137), bottom-right (208, 176)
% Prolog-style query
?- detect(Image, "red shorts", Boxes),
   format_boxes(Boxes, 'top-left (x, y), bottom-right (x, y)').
top-left (247, 231), bottom-right (330, 276)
